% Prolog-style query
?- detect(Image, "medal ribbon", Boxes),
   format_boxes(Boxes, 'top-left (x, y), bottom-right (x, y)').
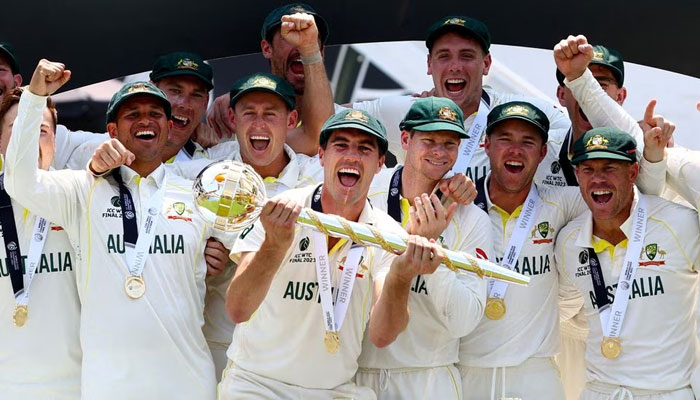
top-left (588, 195), bottom-right (647, 339)
top-left (0, 175), bottom-right (49, 307)
top-left (488, 182), bottom-right (542, 299)
top-left (386, 166), bottom-right (403, 222)
top-left (310, 185), bottom-right (363, 334)
top-left (112, 169), bottom-right (166, 278)
top-left (558, 129), bottom-right (578, 186)
top-left (173, 139), bottom-right (197, 162)
top-left (451, 90), bottom-right (491, 174)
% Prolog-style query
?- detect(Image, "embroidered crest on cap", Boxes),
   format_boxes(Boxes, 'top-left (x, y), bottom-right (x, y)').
top-left (444, 17), bottom-right (465, 26)
top-left (344, 110), bottom-right (370, 123)
top-left (127, 83), bottom-right (151, 93)
top-left (585, 134), bottom-right (609, 150)
top-left (251, 76), bottom-right (277, 89)
top-left (592, 51), bottom-right (605, 61)
top-left (504, 105), bottom-right (530, 116)
top-left (438, 106), bottom-right (458, 121)
top-left (177, 58), bottom-right (199, 70)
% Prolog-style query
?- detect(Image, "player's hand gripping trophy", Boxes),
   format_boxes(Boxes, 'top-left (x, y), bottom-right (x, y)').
top-left (193, 161), bottom-right (530, 285)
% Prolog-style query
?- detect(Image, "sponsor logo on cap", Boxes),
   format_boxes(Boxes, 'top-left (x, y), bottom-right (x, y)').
top-left (585, 134), bottom-right (609, 150)
top-left (438, 106), bottom-right (458, 121)
top-left (344, 110), bottom-right (370, 123)
top-left (504, 105), bottom-right (530, 117)
top-left (251, 76), bottom-right (277, 89)
top-left (176, 58), bottom-right (199, 70)
top-left (444, 17), bottom-right (465, 26)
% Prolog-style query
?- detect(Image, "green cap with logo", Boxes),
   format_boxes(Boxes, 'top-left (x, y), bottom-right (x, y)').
top-left (426, 16), bottom-right (490, 53)
top-left (261, 3), bottom-right (329, 44)
top-left (556, 44), bottom-right (624, 87)
top-left (486, 101), bottom-right (550, 141)
top-left (320, 109), bottom-right (388, 154)
top-left (106, 81), bottom-right (172, 123)
top-left (0, 42), bottom-right (20, 75)
top-left (229, 72), bottom-right (296, 110)
top-left (399, 97), bottom-right (467, 138)
top-left (571, 127), bottom-right (637, 165)
top-left (149, 51), bottom-right (213, 90)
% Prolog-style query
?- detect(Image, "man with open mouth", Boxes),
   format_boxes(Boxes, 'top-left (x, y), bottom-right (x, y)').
top-left (457, 100), bottom-right (587, 399)
top-left (221, 108), bottom-right (446, 399)
top-left (555, 127), bottom-right (700, 399)
top-left (4, 59), bottom-right (237, 400)
top-left (357, 96), bottom-right (492, 399)
top-left (348, 15), bottom-right (571, 183)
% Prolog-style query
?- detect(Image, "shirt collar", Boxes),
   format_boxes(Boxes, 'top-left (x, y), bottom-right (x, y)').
top-left (575, 186), bottom-right (642, 248)
top-left (119, 163), bottom-right (166, 188)
top-left (233, 144), bottom-right (299, 191)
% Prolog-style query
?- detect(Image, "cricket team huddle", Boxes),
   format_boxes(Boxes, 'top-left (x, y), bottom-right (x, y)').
top-left (2, 3), bottom-right (700, 400)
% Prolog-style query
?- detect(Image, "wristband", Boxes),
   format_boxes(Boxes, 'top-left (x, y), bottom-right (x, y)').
top-left (301, 52), bottom-right (322, 65)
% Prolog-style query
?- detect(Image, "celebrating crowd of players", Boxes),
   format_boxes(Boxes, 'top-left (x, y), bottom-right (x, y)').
top-left (1, 3), bottom-right (698, 400)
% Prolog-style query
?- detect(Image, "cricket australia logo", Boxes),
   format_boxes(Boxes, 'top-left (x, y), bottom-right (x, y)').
top-left (165, 201), bottom-right (193, 222)
top-left (639, 243), bottom-right (666, 266)
top-left (531, 221), bottom-right (554, 244)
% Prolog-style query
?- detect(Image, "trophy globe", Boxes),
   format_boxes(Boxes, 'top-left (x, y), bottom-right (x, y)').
top-left (193, 161), bottom-right (267, 232)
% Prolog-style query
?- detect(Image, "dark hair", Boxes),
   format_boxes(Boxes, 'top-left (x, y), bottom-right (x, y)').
top-left (0, 87), bottom-right (58, 135)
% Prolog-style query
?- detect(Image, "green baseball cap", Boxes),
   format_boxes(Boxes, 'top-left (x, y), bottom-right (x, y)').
top-left (0, 43), bottom-right (20, 75)
top-left (229, 72), bottom-right (296, 110)
top-left (149, 51), bottom-right (213, 90)
top-left (571, 127), bottom-right (637, 165)
top-left (486, 101), bottom-right (550, 141)
top-left (320, 109), bottom-right (388, 154)
top-left (106, 81), bottom-right (172, 123)
top-left (261, 3), bottom-right (329, 44)
top-left (399, 97), bottom-right (468, 138)
top-left (426, 16), bottom-right (490, 53)
top-left (556, 44), bottom-right (624, 87)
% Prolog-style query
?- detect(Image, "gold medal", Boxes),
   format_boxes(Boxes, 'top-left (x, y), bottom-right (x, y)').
top-left (601, 336), bottom-right (622, 359)
top-left (124, 276), bottom-right (146, 299)
top-left (13, 305), bottom-right (27, 327)
top-left (324, 331), bottom-right (340, 354)
top-left (484, 297), bottom-right (506, 320)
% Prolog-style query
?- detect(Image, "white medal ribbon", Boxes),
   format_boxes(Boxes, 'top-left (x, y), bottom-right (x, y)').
top-left (124, 177), bottom-right (167, 277)
top-left (311, 229), bottom-right (363, 334)
top-left (488, 183), bottom-right (542, 299)
top-left (14, 216), bottom-right (50, 306)
top-left (451, 97), bottom-right (490, 174)
top-left (599, 195), bottom-right (647, 338)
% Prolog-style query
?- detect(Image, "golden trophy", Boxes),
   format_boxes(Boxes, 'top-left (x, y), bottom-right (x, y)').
top-left (193, 161), bottom-right (530, 286)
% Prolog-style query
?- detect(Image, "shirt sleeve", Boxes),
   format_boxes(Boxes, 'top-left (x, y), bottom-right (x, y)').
top-left (637, 155), bottom-right (668, 196)
top-left (228, 221), bottom-right (268, 264)
top-left (665, 147), bottom-right (700, 209)
top-left (423, 206), bottom-right (490, 338)
top-left (64, 139), bottom-right (108, 170)
top-left (5, 91), bottom-right (89, 234)
top-left (565, 69), bottom-right (644, 159)
top-left (53, 125), bottom-right (108, 170)
top-left (554, 225), bottom-right (585, 322)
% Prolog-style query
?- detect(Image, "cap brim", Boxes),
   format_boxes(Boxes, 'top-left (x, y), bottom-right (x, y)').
top-left (151, 69), bottom-right (213, 90)
top-left (230, 87), bottom-right (295, 110)
top-left (571, 150), bottom-right (635, 165)
top-left (410, 121), bottom-right (469, 138)
top-left (487, 115), bottom-right (548, 140)
top-left (589, 61), bottom-right (624, 86)
top-left (322, 121), bottom-right (387, 150)
top-left (427, 25), bottom-right (488, 52)
top-left (109, 93), bottom-right (172, 122)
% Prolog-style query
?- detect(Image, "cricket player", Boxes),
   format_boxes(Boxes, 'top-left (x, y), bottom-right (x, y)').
top-left (5, 59), bottom-right (235, 399)
top-left (0, 87), bottom-right (81, 399)
top-left (348, 15), bottom-right (570, 181)
top-left (206, 4), bottom-right (334, 156)
top-left (555, 127), bottom-right (700, 399)
top-left (220, 109), bottom-right (447, 399)
top-left (356, 96), bottom-right (490, 399)
top-left (455, 100), bottom-right (586, 399)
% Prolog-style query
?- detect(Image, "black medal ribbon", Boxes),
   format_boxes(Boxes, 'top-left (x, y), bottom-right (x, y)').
top-left (181, 139), bottom-right (197, 159)
top-left (558, 129), bottom-right (578, 187)
top-left (311, 184), bottom-right (323, 213)
top-left (474, 176), bottom-right (488, 213)
top-left (0, 175), bottom-right (24, 296)
top-left (386, 166), bottom-right (403, 223)
top-left (586, 248), bottom-right (610, 311)
top-left (112, 169), bottom-right (139, 247)
top-left (481, 90), bottom-right (491, 107)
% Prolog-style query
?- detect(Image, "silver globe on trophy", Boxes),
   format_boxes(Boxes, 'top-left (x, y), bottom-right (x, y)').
top-left (193, 160), bottom-right (530, 286)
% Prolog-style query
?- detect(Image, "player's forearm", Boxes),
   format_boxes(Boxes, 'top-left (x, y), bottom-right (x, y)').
top-left (225, 239), bottom-right (288, 323)
top-left (368, 266), bottom-right (412, 348)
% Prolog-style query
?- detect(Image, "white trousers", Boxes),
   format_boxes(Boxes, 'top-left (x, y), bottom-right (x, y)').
top-left (218, 364), bottom-right (377, 400)
top-left (459, 357), bottom-right (565, 400)
top-left (581, 381), bottom-right (694, 400)
top-left (355, 365), bottom-right (461, 400)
